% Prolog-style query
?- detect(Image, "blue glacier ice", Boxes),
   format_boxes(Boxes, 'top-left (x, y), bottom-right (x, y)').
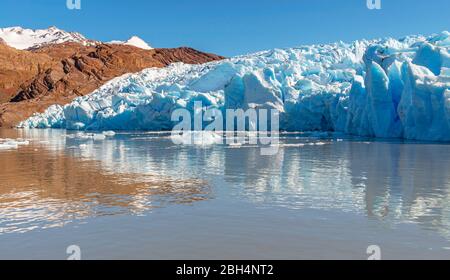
top-left (19, 32), bottom-right (450, 141)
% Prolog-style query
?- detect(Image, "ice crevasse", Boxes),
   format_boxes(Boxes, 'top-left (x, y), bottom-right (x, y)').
top-left (19, 32), bottom-right (450, 141)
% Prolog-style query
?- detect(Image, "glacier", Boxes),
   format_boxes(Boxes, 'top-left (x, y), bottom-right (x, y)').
top-left (19, 32), bottom-right (450, 141)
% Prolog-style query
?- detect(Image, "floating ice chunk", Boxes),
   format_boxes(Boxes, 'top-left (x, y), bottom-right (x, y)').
top-left (67, 132), bottom-right (107, 140)
top-left (227, 142), bottom-right (243, 147)
top-left (0, 141), bottom-right (18, 150)
top-left (275, 143), bottom-right (306, 148)
top-left (171, 131), bottom-right (223, 146)
top-left (93, 134), bottom-right (106, 140)
top-left (102, 131), bottom-right (116, 137)
top-left (0, 138), bottom-right (30, 150)
top-left (79, 144), bottom-right (88, 149)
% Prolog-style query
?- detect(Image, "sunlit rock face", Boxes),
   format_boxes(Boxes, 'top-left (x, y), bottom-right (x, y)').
top-left (20, 32), bottom-right (450, 141)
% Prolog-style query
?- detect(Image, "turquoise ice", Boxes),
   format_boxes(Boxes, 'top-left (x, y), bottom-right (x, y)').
top-left (19, 32), bottom-right (450, 141)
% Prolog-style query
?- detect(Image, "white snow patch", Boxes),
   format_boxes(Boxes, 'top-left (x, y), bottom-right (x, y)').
top-left (0, 26), bottom-right (97, 50)
top-left (108, 36), bottom-right (152, 50)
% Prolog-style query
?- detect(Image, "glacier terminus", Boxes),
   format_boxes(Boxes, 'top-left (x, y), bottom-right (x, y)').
top-left (19, 32), bottom-right (450, 142)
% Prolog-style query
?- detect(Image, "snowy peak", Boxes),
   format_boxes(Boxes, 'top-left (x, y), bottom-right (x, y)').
top-left (109, 36), bottom-right (153, 50)
top-left (0, 26), bottom-right (154, 51)
top-left (125, 36), bottom-right (153, 50)
top-left (0, 26), bottom-right (98, 50)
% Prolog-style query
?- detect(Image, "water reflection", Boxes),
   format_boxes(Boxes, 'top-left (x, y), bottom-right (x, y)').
top-left (346, 142), bottom-right (450, 235)
top-left (0, 130), bottom-right (210, 234)
top-left (1, 129), bottom-right (450, 241)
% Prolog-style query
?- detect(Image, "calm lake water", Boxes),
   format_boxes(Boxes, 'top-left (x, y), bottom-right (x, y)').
top-left (1, 128), bottom-right (450, 259)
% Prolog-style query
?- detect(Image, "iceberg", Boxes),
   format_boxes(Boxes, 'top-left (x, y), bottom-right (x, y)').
top-left (0, 138), bottom-right (30, 150)
top-left (171, 131), bottom-right (223, 146)
top-left (19, 32), bottom-right (450, 141)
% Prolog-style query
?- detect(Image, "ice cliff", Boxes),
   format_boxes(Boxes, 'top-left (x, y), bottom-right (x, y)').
top-left (19, 32), bottom-right (450, 141)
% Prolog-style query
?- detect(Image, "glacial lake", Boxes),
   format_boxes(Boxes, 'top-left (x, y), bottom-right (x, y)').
top-left (1, 128), bottom-right (450, 259)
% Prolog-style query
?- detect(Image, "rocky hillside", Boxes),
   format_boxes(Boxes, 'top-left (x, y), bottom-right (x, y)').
top-left (0, 42), bottom-right (223, 127)
top-left (0, 43), bottom-right (55, 103)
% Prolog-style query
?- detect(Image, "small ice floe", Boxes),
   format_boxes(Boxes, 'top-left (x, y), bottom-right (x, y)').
top-left (280, 143), bottom-right (306, 148)
top-left (79, 144), bottom-right (88, 149)
top-left (67, 132), bottom-right (107, 141)
top-left (92, 134), bottom-right (106, 140)
top-left (102, 131), bottom-right (116, 137)
top-left (0, 138), bottom-right (30, 150)
top-left (171, 131), bottom-right (223, 146)
top-left (227, 142), bottom-right (243, 148)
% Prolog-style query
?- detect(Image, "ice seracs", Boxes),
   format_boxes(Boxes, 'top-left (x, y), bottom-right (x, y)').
top-left (108, 36), bottom-right (153, 50)
top-left (19, 32), bottom-right (450, 141)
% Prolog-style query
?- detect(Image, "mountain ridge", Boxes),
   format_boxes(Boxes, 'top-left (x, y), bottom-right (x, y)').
top-left (108, 36), bottom-right (153, 50)
top-left (0, 26), bottom-right (153, 51)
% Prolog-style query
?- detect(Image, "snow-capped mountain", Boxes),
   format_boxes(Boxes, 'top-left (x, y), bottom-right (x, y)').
top-left (0, 26), bottom-right (153, 50)
top-left (108, 36), bottom-right (153, 50)
top-left (0, 26), bottom-right (98, 50)
top-left (20, 32), bottom-right (450, 141)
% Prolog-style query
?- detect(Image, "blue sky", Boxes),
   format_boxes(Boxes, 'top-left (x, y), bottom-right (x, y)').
top-left (0, 0), bottom-right (449, 56)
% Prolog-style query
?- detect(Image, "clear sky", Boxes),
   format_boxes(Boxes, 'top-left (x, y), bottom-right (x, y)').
top-left (0, 0), bottom-right (449, 56)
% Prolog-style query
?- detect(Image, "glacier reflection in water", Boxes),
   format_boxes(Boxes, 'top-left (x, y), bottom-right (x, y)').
top-left (1, 129), bottom-right (450, 258)
top-left (0, 129), bottom-right (211, 234)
